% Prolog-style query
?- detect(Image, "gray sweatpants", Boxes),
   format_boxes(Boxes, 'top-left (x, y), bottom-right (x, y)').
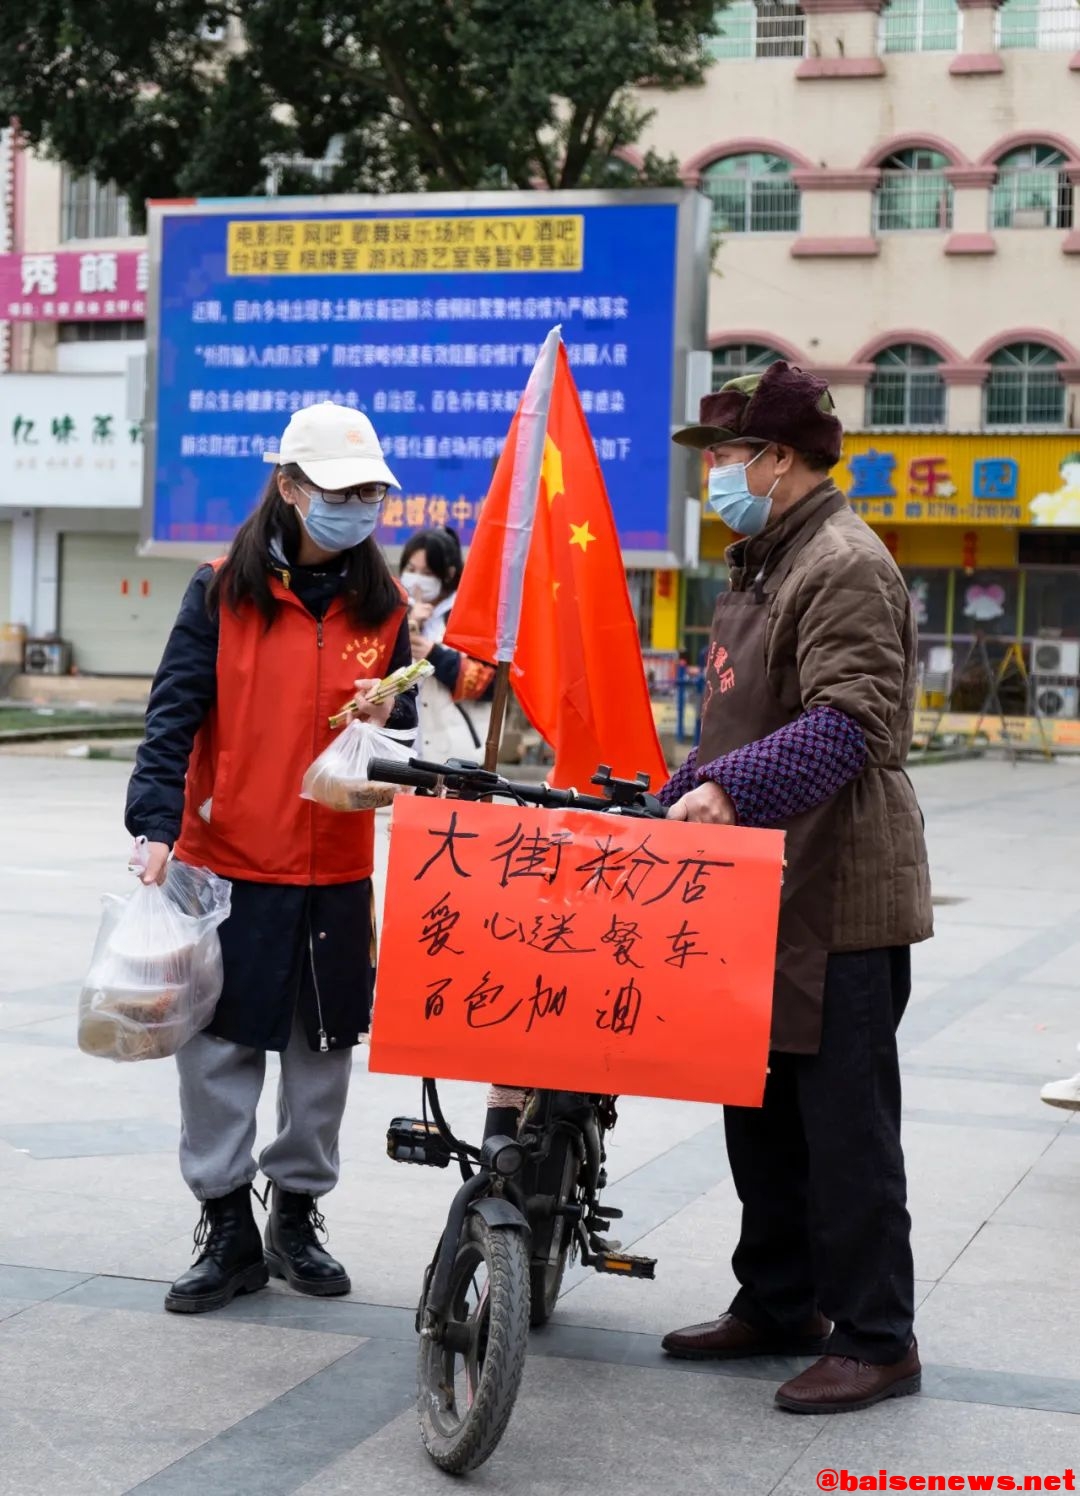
top-left (175, 1012), bottom-right (354, 1202)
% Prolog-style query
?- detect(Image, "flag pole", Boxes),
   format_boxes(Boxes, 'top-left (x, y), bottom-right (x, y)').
top-left (482, 662), bottom-right (513, 773)
top-left (479, 324), bottom-right (562, 772)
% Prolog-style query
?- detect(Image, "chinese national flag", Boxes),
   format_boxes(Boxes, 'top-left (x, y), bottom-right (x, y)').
top-left (445, 340), bottom-right (668, 792)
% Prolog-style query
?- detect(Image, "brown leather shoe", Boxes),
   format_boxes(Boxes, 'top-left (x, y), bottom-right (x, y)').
top-left (775, 1341), bottom-right (921, 1413)
top-left (662, 1310), bottom-right (832, 1361)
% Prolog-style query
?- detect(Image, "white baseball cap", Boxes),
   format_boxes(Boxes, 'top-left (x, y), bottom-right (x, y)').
top-left (263, 401), bottom-right (400, 491)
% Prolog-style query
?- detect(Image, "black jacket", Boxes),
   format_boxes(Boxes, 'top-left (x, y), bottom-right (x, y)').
top-left (126, 560), bottom-right (417, 1052)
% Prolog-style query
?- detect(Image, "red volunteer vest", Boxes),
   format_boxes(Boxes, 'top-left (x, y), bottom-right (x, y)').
top-left (175, 572), bottom-right (406, 885)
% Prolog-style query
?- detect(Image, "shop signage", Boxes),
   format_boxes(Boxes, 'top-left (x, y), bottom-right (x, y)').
top-left (0, 374), bottom-right (142, 507)
top-left (842, 433), bottom-right (1080, 528)
top-left (0, 249), bottom-right (147, 321)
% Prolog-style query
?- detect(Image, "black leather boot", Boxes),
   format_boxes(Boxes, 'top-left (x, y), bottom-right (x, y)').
top-left (264, 1186), bottom-right (351, 1296)
top-left (164, 1185), bottom-right (269, 1314)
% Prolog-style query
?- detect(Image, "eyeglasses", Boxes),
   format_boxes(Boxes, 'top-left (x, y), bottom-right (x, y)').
top-left (304, 482), bottom-right (388, 508)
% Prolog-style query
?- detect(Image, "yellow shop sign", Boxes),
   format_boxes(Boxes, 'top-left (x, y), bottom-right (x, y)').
top-left (841, 433), bottom-right (1080, 528)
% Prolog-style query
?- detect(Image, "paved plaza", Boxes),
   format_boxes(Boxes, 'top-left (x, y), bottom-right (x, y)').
top-left (1, 751), bottom-right (1079, 1495)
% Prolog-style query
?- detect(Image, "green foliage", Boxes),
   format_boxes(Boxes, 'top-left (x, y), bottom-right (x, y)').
top-left (0, 0), bottom-right (720, 212)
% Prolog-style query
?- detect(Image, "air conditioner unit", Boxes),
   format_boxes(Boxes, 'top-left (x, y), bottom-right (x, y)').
top-left (1033, 640), bottom-right (1080, 676)
top-left (23, 638), bottom-right (72, 676)
top-left (1035, 685), bottom-right (1080, 719)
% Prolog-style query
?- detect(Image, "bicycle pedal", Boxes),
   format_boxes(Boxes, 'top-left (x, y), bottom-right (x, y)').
top-left (592, 1251), bottom-right (656, 1280)
top-left (591, 1206), bottom-right (623, 1222)
top-left (386, 1117), bottom-right (452, 1168)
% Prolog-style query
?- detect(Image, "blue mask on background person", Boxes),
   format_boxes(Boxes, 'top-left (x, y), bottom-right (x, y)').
top-left (706, 447), bottom-right (778, 537)
top-left (300, 491), bottom-right (380, 552)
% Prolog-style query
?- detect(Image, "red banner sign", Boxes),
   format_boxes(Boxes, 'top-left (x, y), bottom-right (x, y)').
top-left (369, 797), bottom-right (784, 1107)
top-left (1, 250), bottom-right (147, 321)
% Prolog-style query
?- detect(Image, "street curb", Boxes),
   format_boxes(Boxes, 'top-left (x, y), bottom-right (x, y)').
top-left (0, 722), bottom-right (145, 745)
top-left (907, 748), bottom-right (987, 766)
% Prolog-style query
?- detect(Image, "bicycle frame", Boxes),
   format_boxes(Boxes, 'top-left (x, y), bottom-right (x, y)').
top-left (374, 753), bottom-right (666, 1472)
top-left (394, 1077), bottom-right (653, 1335)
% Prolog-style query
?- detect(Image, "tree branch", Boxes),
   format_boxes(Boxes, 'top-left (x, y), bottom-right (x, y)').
top-left (559, 93), bottom-right (615, 188)
top-left (371, 32), bottom-right (468, 186)
top-left (531, 129), bottom-right (557, 190)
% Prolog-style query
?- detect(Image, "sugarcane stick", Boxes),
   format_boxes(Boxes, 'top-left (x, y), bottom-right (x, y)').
top-left (328, 659), bottom-right (434, 729)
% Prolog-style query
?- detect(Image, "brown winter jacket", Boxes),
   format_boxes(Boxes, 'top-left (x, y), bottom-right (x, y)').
top-left (727, 481), bottom-right (933, 951)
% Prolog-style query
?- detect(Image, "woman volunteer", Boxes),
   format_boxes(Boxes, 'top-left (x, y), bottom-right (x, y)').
top-left (125, 401), bottom-right (416, 1315)
top-left (400, 526), bottom-right (493, 761)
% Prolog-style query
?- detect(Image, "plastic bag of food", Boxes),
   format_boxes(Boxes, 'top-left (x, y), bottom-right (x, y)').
top-left (301, 721), bottom-right (414, 811)
top-left (77, 857), bottom-right (232, 1062)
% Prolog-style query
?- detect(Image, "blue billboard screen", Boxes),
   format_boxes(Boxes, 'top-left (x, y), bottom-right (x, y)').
top-left (150, 199), bottom-right (681, 552)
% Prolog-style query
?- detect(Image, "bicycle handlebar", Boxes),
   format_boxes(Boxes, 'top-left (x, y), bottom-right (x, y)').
top-left (367, 756), bottom-right (667, 819)
top-left (370, 758), bottom-right (442, 792)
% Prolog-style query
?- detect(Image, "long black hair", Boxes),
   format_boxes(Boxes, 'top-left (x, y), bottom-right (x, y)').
top-left (400, 527), bottom-right (463, 594)
top-left (206, 463), bottom-right (401, 628)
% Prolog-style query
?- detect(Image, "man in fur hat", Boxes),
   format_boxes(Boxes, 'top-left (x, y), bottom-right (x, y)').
top-left (659, 362), bottom-right (931, 1414)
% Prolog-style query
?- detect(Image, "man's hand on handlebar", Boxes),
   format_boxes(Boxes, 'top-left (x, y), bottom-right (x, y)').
top-left (667, 782), bottom-right (737, 825)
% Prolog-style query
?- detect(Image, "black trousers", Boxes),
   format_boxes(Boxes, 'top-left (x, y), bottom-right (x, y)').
top-left (724, 947), bottom-right (914, 1365)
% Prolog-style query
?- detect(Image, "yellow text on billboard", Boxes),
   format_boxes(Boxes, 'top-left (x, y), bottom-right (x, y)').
top-left (226, 216), bottom-right (585, 276)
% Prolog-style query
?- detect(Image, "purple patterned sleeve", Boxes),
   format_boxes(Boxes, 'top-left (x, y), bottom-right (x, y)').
top-left (657, 748), bottom-right (699, 808)
top-left (696, 706), bottom-right (867, 827)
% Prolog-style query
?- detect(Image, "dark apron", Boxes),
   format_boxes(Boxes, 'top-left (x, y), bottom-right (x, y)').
top-left (697, 494), bottom-right (847, 1055)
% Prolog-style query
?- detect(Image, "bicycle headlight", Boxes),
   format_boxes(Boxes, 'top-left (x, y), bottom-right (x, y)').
top-left (482, 1134), bottom-right (525, 1177)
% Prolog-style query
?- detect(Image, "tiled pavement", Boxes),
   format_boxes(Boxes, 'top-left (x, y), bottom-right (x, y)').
top-left (1, 752), bottom-right (1079, 1495)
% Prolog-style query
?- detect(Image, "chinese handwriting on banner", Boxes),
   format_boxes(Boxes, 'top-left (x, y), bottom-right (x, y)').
top-left (368, 798), bottom-right (785, 1107)
top-left (415, 814), bottom-right (730, 1035)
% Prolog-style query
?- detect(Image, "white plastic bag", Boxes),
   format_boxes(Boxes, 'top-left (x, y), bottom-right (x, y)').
top-left (301, 721), bottom-right (414, 811)
top-left (78, 858), bottom-right (232, 1062)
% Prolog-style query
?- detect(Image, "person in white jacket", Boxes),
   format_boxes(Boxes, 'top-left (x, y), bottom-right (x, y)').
top-left (400, 527), bottom-right (494, 762)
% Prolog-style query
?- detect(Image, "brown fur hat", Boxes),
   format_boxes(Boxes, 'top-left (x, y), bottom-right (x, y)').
top-left (673, 361), bottom-right (843, 467)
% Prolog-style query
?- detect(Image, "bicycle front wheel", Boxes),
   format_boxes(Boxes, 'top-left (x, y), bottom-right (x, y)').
top-left (418, 1212), bottom-right (530, 1474)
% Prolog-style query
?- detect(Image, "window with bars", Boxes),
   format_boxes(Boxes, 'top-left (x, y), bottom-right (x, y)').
top-left (880, 0), bottom-right (960, 51)
top-left (866, 345), bottom-right (947, 427)
top-left (874, 149), bottom-right (954, 232)
top-left (708, 0), bottom-right (807, 57)
top-left (985, 343), bottom-right (1066, 426)
top-left (996, 0), bottom-right (1080, 48)
top-left (991, 145), bottom-right (1074, 229)
top-left (701, 154), bottom-right (801, 234)
top-left (711, 343), bottom-right (786, 390)
top-left (60, 169), bottom-right (134, 240)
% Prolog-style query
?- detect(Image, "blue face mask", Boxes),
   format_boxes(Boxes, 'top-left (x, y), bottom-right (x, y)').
top-left (706, 447), bottom-right (778, 537)
top-left (299, 490), bottom-right (381, 553)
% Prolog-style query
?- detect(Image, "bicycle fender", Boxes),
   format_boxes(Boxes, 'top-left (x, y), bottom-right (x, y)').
top-left (470, 1196), bottom-right (530, 1233)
